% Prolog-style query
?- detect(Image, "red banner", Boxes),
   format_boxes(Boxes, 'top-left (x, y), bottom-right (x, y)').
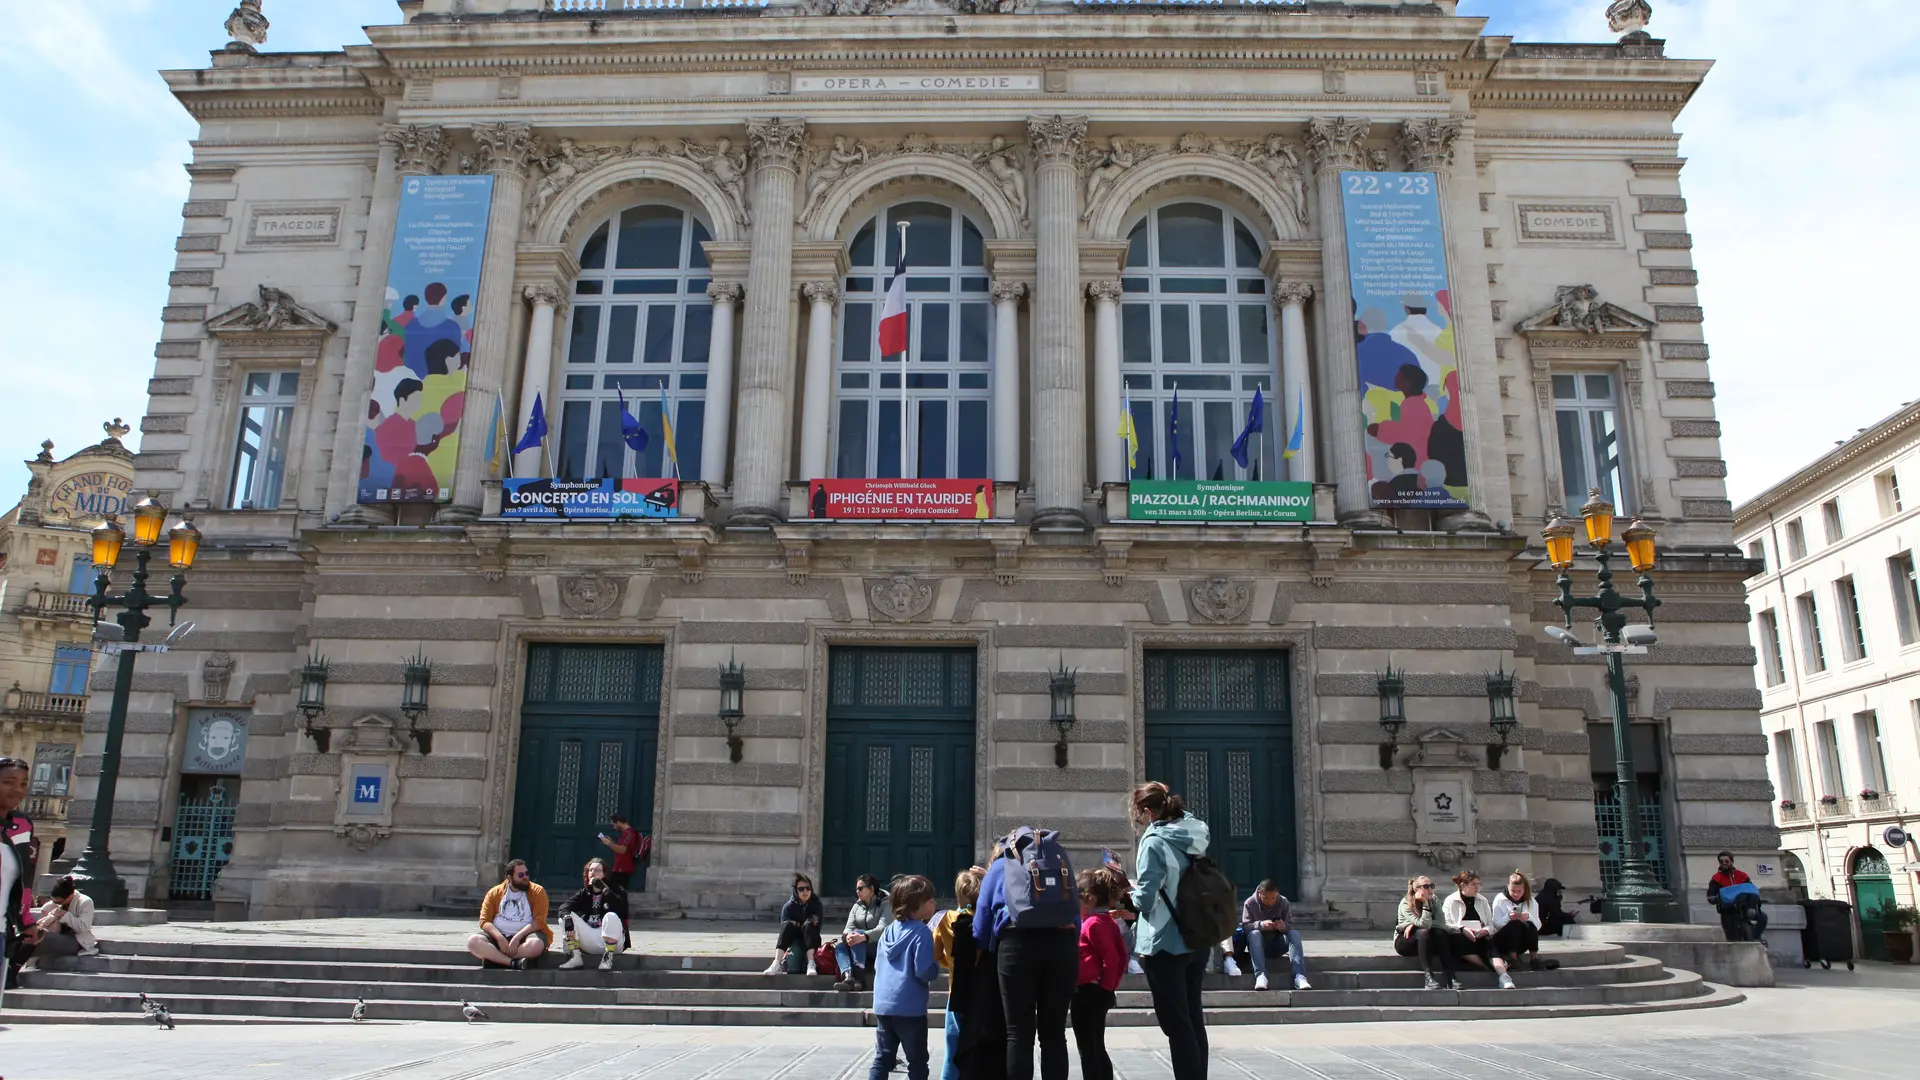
top-left (807, 478), bottom-right (994, 520)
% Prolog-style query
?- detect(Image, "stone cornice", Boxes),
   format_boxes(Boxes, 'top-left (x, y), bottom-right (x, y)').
top-left (1733, 402), bottom-right (1920, 525)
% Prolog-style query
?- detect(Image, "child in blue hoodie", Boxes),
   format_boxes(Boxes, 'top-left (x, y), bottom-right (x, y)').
top-left (871, 874), bottom-right (940, 1080)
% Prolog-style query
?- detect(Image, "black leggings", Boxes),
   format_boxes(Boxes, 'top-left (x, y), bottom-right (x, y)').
top-left (1069, 984), bottom-right (1115, 1080)
top-left (776, 922), bottom-right (822, 954)
top-left (1493, 919), bottom-right (1539, 957)
top-left (1393, 927), bottom-right (1455, 977)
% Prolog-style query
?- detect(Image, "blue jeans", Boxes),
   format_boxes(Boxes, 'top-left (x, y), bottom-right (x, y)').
top-left (872, 1013), bottom-right (931, 1080)
top-left (942, 1007), bottom-right (963, 1080)
top-left (836, 940), bottom-right (872, 978)
top-left (1234, 927), bottom-right (1306, 979)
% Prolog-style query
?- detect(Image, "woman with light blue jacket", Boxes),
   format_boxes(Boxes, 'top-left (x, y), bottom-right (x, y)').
top-left (1115, 781), bottom-right (1212, 1080)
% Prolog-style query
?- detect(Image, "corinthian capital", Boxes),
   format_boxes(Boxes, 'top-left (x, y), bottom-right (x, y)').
top-left (384, 124), bottom-right (453, 176)
top-left (1026, 115), bottom-right (1088, 167)
top-left (523, 284), bottom-right (565, 309)
top-left (707, 281), bottom-right (745, 305)
top-left (1272, 282), bottom-right (1315, 309)
top-left (1305, 117), bottom-right (1372, 172)
top-left (802, 280), bottom-right (841, 307)
top-left (1085, 279), bottom-right (1124, 304)
top-left (747, 118), bottom-right (808, 171)
top-left (1399, 117), bottom-right (1465, 174)
top-left (990, 279), bottom-right (1029, 304)
top-left (471, 123), bottom-right (539, 178)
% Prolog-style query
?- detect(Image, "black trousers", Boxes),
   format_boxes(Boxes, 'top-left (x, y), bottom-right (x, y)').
top-left (1393, 927), bottom-right (1456, 978)
top-left (777, 921), bottom-right (822, 954)
top-left (997, 928), bottom-right (1078, 1080)
top-left (1493, 919), bottom-right (1540, 957)
top-left (1139, 948), bottom-right (1209, 1080)
top-left (1069, 985), bottom-right (1115, 1080)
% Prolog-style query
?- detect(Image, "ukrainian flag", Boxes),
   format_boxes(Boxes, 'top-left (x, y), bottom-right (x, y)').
top-left (1118, 389), bottom-right (1139, 473)
top-left (659, 385), bottom-right (680, 478)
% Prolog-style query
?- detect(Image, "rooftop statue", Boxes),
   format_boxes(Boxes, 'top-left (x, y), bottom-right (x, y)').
top-left (225, 0), bottom-right (270, 53)
top-left (1607, 0), bottom-right (1652, 37)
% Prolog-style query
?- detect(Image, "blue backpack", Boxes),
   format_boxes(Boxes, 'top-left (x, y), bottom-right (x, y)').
top-left (1002, 826), bottom-right (1078, 929)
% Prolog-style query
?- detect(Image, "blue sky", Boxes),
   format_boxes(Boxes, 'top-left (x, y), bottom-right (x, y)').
top-left (1, 1), bottom-right (1911, 510)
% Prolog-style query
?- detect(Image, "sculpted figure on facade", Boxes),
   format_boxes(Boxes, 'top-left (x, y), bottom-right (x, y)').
top-left (974, 134), bottom-right (1031, 226)
top-left (1367, 148), bottom-right (1392, 173)
top-left (870, 575), bottom-right (935, 622)
top-left (681, 137), bottom-right (752, 226)
top-left (800, 0), bottom-right (901, 13)
top-left (1243, 136), bottom-right (1310, 226)
top-left (208, 285), bottom-right (334, 334)
top-left (528, 138), bottom-right (622, 221)
top-left (1080, 136), bottom-right (1155, 220)
top-left (800, 135), bottom-right (871, 225)
top-left (224, 0), bottom-right (269, 52)
top-left (1608, 0), bottom-right (1653, 36)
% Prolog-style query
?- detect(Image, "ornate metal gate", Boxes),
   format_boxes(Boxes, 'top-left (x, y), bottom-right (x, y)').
top-left (169, 786), bottom-right (237, 899)
top-left (1593, 779), bottom-right (1669, 891)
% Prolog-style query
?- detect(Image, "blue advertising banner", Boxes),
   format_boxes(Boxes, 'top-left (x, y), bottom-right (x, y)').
top-left (1341, 171), bottom-right (1470, 511)
top-left (502, 478), bottom-right (680, 519)
top-left (357, 174), bottom-right (496, 505)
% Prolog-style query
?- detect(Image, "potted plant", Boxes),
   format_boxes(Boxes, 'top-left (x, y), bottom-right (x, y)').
top-left (1870, 899), bottom-right (1919, 963)
top-left (1820, 794), bottom-right (1840, 805)
top-left (1859, 788), bottom-right (1882, 802)
top-left (1779, 798), bottom-right (1797, 811)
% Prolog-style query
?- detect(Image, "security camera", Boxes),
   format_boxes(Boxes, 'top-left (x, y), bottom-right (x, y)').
top-left (1623, 625), bottom-right (1659, 647)
top-left (1545, 626), bottom-right (1581, 647)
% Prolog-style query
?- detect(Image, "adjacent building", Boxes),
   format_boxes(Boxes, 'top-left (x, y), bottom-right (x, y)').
top-left (1, 424), bottom-right (136, 877)
top-left (79, 0), bottom-right (1772, 922)
top-left (1738, 401), bottom-right (1920, 960)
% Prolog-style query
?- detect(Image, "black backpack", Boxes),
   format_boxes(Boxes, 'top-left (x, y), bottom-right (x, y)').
top-left (1160, 853), bottom-right (1239, 952)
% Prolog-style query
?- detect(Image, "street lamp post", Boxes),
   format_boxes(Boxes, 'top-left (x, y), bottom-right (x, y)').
top-left (69, 497), bottom-right (201, 909)
top-left (1544, 489), bottom-right (1677, 924)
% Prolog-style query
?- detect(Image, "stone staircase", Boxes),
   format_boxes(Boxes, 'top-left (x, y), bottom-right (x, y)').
top-left (3, 937), bottom-right (1740, 1026)
top-left (417, 887), bottom-right (685, 920)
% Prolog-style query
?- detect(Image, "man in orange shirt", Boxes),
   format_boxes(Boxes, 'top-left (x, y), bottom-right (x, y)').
top-left (465, 859), bottom-right (551, 970)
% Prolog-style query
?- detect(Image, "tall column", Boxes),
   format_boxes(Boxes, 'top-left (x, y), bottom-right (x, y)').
top-left (1027, 115), bottom-right (1090, 528)
top-left (1306, 117), bottom-right (1389, 528)
top-left (439, 122), bottom-right (538, 523)
top-left (729, 118), bottom-right (807, 526)
top-left (797, 281), bottom-right (840, 483)
top-left (511, 285), bottom-right (563, 479)
top-left (1087, 279), bottom-right (1125, 485)
top-left (326, 125), bottom-right (449, 525)
top-left (1274, 282), bottom-right (1317, 483)
top-left (699, 282), bottom-right (744, 486)
top-left (990, 280), bottom-right (1027, 483)
top-left (1401, 116), bottom-right (1499, 532)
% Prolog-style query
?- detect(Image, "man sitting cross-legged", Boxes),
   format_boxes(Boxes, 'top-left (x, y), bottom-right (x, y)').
top-left (466, 859), bottom-right (552, 970)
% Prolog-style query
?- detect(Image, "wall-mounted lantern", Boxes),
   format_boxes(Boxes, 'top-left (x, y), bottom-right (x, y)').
top-left (1377, 663), bottom-right (1406, 770)
top-left (719, 656), bottom-right (746, 763)
top-left (298, 653), bottom-right (330, 754)
top-left (402, 650), bottom-right (432, 755)
top-left (1049, 656), bottom-right (1078, 768)
top-left (1486, 665), bottom-right (1518, 769)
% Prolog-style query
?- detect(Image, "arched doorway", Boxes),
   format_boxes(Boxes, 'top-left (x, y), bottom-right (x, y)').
top-left (1851, 847), bottom-right (1896, 961)
top-left (1780, 850), bottom-right (1809, 901)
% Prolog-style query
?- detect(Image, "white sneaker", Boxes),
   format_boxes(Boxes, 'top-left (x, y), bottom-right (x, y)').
top-left (599, 952), bottom-right (615, 972)
top-left (1126, 958), bottom-right (1144, 976)
top-left (1253, 973), bottom-right (1269, 991)
top-left (1498, 973), bottom-right (1515, 990)
top-left (807, 960), bottom-right (818, 976)
top-left (1293, 974), bottom-right (1312, 990)
top-left (559, 952), bottom-right (585, 970)
top-left (763, 960), bottom-right (784, 975)
top-left (1221, 957), bottom-right (1241, 977)
top-left (79, 946), bottom-right (100, 957)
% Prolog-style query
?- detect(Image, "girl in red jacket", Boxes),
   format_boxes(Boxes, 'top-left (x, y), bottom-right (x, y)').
top-left (1072, 868), bottom-right (1128, 1080)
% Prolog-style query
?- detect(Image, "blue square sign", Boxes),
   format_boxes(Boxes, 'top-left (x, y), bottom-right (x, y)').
top-left (353, 775), bottom-right (383, 805)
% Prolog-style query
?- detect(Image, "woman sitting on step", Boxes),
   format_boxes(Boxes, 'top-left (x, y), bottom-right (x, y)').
top-left (833, 874), bottom-right (894, 992)
top-left (1393, 875), bottom-right (1459, 991)
top-left (1442, 870), bottom-right (1516, 989)
top-left (765, 874), bottom-right (825, 976)
top-left (1490, 870), bottom-right (1560, 973)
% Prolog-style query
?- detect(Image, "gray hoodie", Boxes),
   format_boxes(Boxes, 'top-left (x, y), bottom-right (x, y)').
top-left (844, 890), bottom-right (894, 939)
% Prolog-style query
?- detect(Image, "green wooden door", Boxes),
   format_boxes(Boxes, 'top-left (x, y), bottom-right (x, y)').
top-left (822, 647), bottom-right (976, 897)
top-left (1851, 848), bottom-right (1897, 962)
top-left (511, 644), bottom-right (662, 895)
top-left (1143, 651), bottom-right (1297, 898)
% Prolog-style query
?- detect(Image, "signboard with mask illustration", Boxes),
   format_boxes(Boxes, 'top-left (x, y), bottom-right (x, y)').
top-left (357, 174), bottom-right (496, 505)
top-left (183, 709), bottom-right (250, 775)
top-left (1341, 171), bottom-right (1471, 511)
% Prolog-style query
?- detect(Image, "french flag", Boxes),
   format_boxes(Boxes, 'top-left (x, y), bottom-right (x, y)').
top-left (877, 245), bottom-right (909, 357)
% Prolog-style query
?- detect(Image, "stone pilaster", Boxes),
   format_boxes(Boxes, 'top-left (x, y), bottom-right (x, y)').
top-left (1274, 281), bottom-right (1317, 484)
top-left (729, 118), bottom-right (806, 526)
top-left (1087, 279), bottom-right (1126, 485)
top-left (438, 123), bottom-right (538, 523)
top-left (1306, 117), bottom-right (1388, 528)
top-left (797, 280), bottom-right (841, 484)
top-left (328, 125), bottom-right (450, 525)
top-left (700, 282), bottom-right (744, 486)
top-left (1027, 115), bottom-right (1089, 528)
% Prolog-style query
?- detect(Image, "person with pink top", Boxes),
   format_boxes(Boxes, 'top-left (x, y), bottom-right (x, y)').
top-left (1071, 868), bottom-right (1127, 1080)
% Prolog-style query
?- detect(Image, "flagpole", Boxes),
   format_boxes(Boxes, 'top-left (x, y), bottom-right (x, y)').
top-left (896, 220), bottom-right (910, 480)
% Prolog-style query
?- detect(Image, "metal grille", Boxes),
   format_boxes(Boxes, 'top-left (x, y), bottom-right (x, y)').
top-left (908, 746), bottom-right (935, 833)
top-left (828, 647), bottom-right (974, 712)
top-left (1184, 750), bottom-right (1211, 821)
top-left (901, 653), bottom-right (945, 706)
top-left (169, 788), bottom-right (236, 900)
top-left (526, 644), bottom-right (660, 708)
top-left (1173, 661), bottom-right (1213, 712)
top-left (866, 745), bottom-right (892, 832)
top-left (1854, 849), bottom-right (1892, 876)
top-left (1217, 656), bottom-right (1257, 711)
top-left (1145, 652), bottom-right (1290, 717)
top-left (1145, 661), bottom-right (1167, 712)
top-left (553, 740), bottom-right (583, 826)
top-left (1226, 750), bottom-right (1254, 836)
top-left (1593, 784), bottom-right (1669, 890)
top-left (595, 741), bottom-right (623, 823)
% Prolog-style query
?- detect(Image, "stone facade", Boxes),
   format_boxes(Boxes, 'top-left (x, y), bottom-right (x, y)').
top-left (79, 0), bottom-right (1771, 922)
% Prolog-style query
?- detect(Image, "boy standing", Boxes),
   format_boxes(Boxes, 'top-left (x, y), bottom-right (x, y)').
top-left (872, 874), bottom-right (940, 1080)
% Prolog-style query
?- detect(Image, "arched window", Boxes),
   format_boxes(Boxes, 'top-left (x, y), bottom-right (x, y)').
top-left (835, 201), bottom-right (993, 479)
top-left (1119, 202), bottom-right (1280, 481)
top-left (555, 205), bottom-right (713, 480)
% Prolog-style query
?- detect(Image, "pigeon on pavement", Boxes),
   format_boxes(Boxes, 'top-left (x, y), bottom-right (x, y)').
top-left (139, 993), bottom-right (175, 1030)
top-left (351, 998), bottom-right (368, 1022)
top-left (460, 1000), bottom-right (489, 1023)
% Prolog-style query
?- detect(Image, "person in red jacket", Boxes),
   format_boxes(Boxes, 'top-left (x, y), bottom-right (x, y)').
top-left (1708, 851), bottom-right (1768, 941)
top-left (1071, 868), bottom-right (1128, 1080)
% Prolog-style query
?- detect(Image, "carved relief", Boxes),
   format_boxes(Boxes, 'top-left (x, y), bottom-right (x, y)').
top-left (224, 1), bottom-right (269, 52)
top-left (1515, 286), bottom-right (1658, 337)
top-left (869, 575), bottom-right (936, 622)
top-left (528, 131), bottom-right (759, 229)
top-left (1080, 137), bottom-right (1158, 220)
top-left (1026, 115), bottom-right (1088, 168)
top-left (1187, 577), bottom-right (1254, 624)
top-left (747, 117), bottom-right (808, 173)
top-left (336, 822), bottom-right (391, 852)
top-left (1272, 281), bottom-right (1314, 309)
top-left (977, 135), bottom-right (1031, 225)
top-left (684, 136), bottom-right (752, 224)
top-left (800, 135), bottom-right (872, 224)
top-left (202, 652), bottom-right (235, 702)
top-left (527, 138), bottom-right (624, 222)
top-left (1306, 118), bottom-right (1371, 172)
top-left (204, 286), bottom-right (336, 336)
top-left (707, 281), bottom-right (745, 306)
top-left (1085, 279), bottom-right (1124, 304)
top-left (1399, 118), bottom-right (1464, 174)
top-left (559, 576), bottom-right (622, 618)
top-left (383, 124), bottom-right (453, 176)
top-left (1241, 136), bottom-right (1310, 227)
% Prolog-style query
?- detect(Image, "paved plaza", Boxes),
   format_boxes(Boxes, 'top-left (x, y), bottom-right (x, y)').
top-left (3, 963), bottom-right (1915, 1080)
